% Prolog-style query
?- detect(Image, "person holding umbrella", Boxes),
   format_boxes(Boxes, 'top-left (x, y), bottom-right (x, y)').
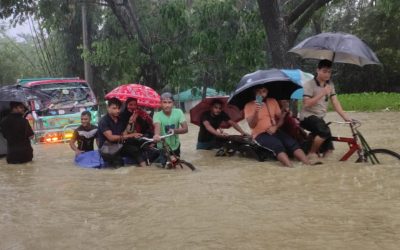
top-left (0, 102), bottom-right (34, 164)
top-left (299, 59), bottom-right (352, 160)
top-left (196, 99), bottom-right (248, 150)
top-left (289, 32), bottom-right (380, 160)
top-left (244, 86), bottom-right (311, 167)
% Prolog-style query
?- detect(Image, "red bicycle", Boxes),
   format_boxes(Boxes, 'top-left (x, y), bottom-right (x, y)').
top-left (327, 120), bottom-right (400, 164)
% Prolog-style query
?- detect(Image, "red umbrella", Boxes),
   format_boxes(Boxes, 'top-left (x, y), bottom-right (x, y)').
top-left (105, 83), bottom-right (160, 108)
top-left (190, 96), bottom-right (244, 129)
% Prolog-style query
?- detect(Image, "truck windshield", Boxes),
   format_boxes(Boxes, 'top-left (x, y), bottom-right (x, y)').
top-left (32, 82), bottom-right (96, 109)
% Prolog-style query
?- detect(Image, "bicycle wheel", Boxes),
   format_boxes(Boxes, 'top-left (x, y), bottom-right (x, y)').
top-left (368, 148), bottom-right (400, 165)
top-left (176, 160), bottom-right (196, 171)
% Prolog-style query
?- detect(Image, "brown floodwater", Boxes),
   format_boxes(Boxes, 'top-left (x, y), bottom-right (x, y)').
top-left (1, 111), bottom-right (400, 249)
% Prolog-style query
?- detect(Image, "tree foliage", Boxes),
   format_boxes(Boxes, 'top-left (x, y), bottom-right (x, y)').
top-left (0, 33), bottom-right (46, 84)
top-left (87, 0), bottom-right (266, 93)
top-left (1, 0), bottom-right (399, 96)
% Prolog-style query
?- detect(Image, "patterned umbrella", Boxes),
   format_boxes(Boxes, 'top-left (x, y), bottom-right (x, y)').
top-left (190, 96), bottom-right (244, 129)
top-left (105, 83), bottom-right (160, 108)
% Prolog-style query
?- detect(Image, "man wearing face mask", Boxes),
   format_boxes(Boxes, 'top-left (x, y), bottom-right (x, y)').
top-left (300, 59), bottom-right (352, 161)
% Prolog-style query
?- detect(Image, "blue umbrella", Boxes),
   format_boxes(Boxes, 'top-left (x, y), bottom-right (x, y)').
top-left (281, 69), bottom-right (314, 100)
top-left (290, 89), bottom-right (304, 100)
top-left (228, 69), bottom-right (302, 109)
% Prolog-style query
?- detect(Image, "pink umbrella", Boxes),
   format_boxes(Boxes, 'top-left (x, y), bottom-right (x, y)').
top-left (105, 83), bottom-right (160, 108)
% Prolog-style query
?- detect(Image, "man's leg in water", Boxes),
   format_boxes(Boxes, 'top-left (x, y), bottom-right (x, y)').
top-left (300, 116), bottom-right (332, 160)
top-left (256, 132), bottom-right (293, 167)
top-left (276, 152), bottom-right (293, 167)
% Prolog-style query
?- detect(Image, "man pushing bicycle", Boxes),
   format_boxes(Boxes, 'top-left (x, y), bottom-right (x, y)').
top-left (153, 92), bottom-right (188, 167)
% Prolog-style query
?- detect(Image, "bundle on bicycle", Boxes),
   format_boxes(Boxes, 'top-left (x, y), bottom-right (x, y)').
top-left (139, 132), bottom-right (196, 171)
top-left (323, 120), bottom-right (400, 165)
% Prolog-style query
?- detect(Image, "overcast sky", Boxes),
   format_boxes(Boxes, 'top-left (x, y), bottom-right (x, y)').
top-left (1, 18), bottom-right (32, 41)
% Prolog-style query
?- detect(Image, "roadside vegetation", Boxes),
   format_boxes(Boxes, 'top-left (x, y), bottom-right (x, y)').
top-left (336, 92), bottom-right (400, 111)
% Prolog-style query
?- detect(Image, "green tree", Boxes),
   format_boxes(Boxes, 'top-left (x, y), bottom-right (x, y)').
top-left (189, 0), bottom-right (266, 94)
top-left (256, 0), bottom-right (335, 68)
top-left (353, 0), bottom-right (400, 91)
top-left (0, 33), bottom-right (46, 85)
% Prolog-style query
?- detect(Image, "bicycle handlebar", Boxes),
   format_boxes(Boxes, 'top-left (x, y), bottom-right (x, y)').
top-left (327, 119), bottom-right (361, 127)
top-left (140, 131), bottom-right (174, 143)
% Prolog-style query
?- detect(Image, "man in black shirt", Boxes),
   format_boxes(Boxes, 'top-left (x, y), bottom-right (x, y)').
top-left (0, 102), bottom-right (34, 164)
top-left (69, 111), bottom-right (98, 154)
top-left (196, 99), bottom-right (248, 150)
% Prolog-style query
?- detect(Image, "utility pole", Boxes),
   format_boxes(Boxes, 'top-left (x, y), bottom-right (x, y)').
top-left (81, 1), bottom-right (93, 90)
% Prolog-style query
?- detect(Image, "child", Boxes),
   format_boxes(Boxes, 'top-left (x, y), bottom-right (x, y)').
top-left (69, 111), bottom-right (98, 155)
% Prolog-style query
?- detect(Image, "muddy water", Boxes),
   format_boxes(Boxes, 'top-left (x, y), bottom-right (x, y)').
top-left (1, 112), bottom-right (399, 250)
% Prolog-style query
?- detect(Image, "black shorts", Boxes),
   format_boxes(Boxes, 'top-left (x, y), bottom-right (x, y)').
top-left (255, 130), bottom-right (300, 156)
top-left (300, 115), bottom-right (334, 152)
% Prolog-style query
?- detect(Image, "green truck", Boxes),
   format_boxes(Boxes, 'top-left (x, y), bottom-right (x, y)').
top-left (18, 77), bottom-right (98, 143)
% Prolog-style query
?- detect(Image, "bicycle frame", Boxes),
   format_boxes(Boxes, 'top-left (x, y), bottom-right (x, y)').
top-left (140, 132), bottom-right (180, 166)
top-left (329, 121), bottom-right (379, 163)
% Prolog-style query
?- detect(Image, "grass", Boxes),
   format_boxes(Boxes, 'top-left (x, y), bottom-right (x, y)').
top-left (332, 92), bottom-right (400, 112)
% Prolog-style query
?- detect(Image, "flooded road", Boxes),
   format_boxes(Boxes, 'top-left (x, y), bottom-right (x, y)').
top-left (1, 111), bottom-right (400, 249)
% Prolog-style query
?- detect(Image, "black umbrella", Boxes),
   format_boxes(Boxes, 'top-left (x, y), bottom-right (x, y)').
top-left (228, 69), bottom-right (302, 110)
top-left (0, 84), bottom-right (51, 112)
top-left (288, 32), bottom-right (380, 66)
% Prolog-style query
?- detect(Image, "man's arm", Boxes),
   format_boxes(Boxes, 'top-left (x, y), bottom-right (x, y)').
top-left (69, 137), bottom-right (82, 154)
top-left (228, 120), bottom-right (247, 135)
top-left (69, 137), bottom-right (77, 151)
top-left (153, 122), bottom-right (161, 141)
top-left (303, 85), bottom-right (331, 108)
top-left (122, 127), bottom-right (143, 139)
top-left (246, 105), bottom-right (260, 129)
top-left (204, 120), bottom-right (228, 137)
top-left (174, 121), bottom-right (188, 134)
top-left (266, 102), bottom-right (283, 135)
top-left (103, 130), bottom-right (123, 142)
top-left (331, 95), bottom-right (351, 121)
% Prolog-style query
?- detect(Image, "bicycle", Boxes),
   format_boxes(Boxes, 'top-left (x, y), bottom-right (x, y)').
top-left (324, 120), bottom-right (400, 164)
top-left (140, 132), bottom-right (196, 171)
